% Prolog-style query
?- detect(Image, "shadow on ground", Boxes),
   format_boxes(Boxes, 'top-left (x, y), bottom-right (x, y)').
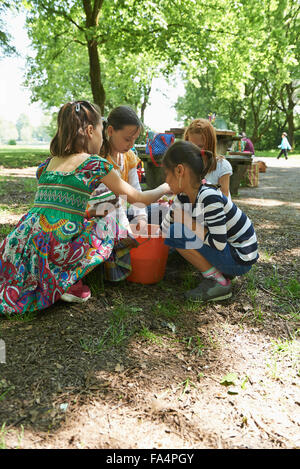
top-left (0, 158), bottom-right (299, 449)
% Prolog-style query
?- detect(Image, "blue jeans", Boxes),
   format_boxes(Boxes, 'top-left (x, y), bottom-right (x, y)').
top-left (164, 223), bottom-right (252, 277)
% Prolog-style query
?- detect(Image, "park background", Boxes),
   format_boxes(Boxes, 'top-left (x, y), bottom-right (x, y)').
top-left (0, 0), bottom-right (299, 152)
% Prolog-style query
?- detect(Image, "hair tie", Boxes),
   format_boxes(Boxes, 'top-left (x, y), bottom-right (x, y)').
top-left (201, 149), bottom-right (205, 157)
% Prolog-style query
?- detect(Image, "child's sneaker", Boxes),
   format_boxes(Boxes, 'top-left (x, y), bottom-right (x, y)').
top-left (185, 278), bottom-right (232, 302)
top-left (61, 280), bottom-right (91, 303)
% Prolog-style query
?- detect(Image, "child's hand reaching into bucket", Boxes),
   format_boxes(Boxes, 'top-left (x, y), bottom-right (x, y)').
top-left (136, 217), bottom-right (148, 236)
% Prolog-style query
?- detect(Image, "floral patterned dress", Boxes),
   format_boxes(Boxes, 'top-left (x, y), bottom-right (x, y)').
top-left (0, 155), bottom-right (129, 316)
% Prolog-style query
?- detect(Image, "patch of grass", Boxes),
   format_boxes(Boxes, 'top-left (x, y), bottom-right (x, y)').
top-left (84, 265), bottom-right (105, 297)
top-left (245, 265), bottom-right (259, 292)
top-left (0, 204), bottom-right (28, 216)
top-left (181, 267), bottom-right (199, 291)
top-left (259, 248), bottom-right (274, 262)
top-left (183, 298), bottom-right (206, 313)
top-left (0, 147), bottom-right (49, 168)
top-left (4, 310), bottom-right (38, 322)
top-left (23, 178), bottom-right (37, 194)
top-left (0, 379), bottom-right (15, 403)
top-left (177, 377), bottom-right (196, 399)
top-left (139, 326), bottom-right (164, 345)
top-left (0, 423), bottom-right (8, 449)
top-left (0, 224), bottom-right (13, 239)
top-left (255, 149), bottom-right (300, 158)
top-left (284, 278), bottom-right (300, 300)
top-left (80, 298), bottom-right (142, 354)
top-left (0, 175), bottom-right (37, 217)
top-left (252, 305), bottom-right (267, 324)
top-left (151, 298), bottom-right (182, 319)
top-left (262, 273), bottom-right (300, 320)
top-left (181, 335), bottom-right (206, 356)
top-left (266, 335), bottom-right (300, 381)
top-left (0, 422), bottom-right (24, 450)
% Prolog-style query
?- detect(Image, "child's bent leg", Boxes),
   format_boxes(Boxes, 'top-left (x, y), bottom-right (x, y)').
top-left (176, 248), bottom-right (229, 286)
top-left (176, 248), bottom-right (212, 272)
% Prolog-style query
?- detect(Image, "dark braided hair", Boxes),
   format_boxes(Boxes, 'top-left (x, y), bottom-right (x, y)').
top-left (50, 101), bottom-right (101, 157)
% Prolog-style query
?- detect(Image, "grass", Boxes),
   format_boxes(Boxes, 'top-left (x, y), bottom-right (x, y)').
top-left (0, 146), bottom-right (49, 168)
top-left (0, 422), bottom-right (24, 449)
top-left (80, 297), bottom-right (142, 354)
top-left (0, 224), bottom-right (13, 238)
top-left (139, 326), bottom-right (165, 345)
top-left (0, 176), bottom-right (37, 222)
top-left (0, 423), bottom-right (8, 449)
top-left (181, 335), bottom-right (206, 356)
top-left (255, 149), bottom-right (300, 158)
top-left (4, 310), bottom-right (38, 322)
top-left (266, 334), bottom-right (300, 381)
top-left (177, 377), bottom-right (196, 399)
top-left (151, 298), bottom-right (182, 319)
top-left (244, 265), bottom-right (300, 324)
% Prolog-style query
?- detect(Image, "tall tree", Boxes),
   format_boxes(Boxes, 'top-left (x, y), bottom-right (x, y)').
top-left (23, 0), bottom-right (229, 114)
top-left (175, 0), bottom-right (300, 146)
top-left (23, 0), bottom-right (181, 112)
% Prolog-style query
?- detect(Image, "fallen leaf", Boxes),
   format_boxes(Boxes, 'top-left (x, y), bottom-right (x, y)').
top-left (115, 363), bottom-right (124, 373)
top-left (220, 373), bottom-right (238, 386)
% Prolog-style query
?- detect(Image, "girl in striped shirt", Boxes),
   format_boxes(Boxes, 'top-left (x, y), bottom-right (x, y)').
top-left (161, 141), bottom-right (259, 302)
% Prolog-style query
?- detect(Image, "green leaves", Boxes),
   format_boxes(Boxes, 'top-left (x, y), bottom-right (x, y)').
top-left (175, 0), bottom-right (299, 146)
top-left (220, 372), bottom-right (238, 387)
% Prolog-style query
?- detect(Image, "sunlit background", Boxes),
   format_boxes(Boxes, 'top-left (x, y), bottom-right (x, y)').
top-left (0, 11), bottom-right (185, 133)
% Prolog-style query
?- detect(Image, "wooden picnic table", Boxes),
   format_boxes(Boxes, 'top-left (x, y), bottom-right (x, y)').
top-left (136, 128), bottom-right (253, 195)
top-left (165, 128), bottom-right (236, 155)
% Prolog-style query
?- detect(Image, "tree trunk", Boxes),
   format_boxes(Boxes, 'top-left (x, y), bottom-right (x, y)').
top-left (140, 85), bottom-right (151, 124)
top-left (285, 82), bottom-right (296, 148)
top-left (87, 39), bottom-right (105, 114)
top-left (83, 0), bottom-right (105, 113)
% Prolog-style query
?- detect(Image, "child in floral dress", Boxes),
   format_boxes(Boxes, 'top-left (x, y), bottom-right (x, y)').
top-left (0, 101), bottom-right (170, 315)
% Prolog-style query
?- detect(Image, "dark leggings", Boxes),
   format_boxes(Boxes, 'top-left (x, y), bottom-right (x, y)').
top-left (277, 149), bottom-right (288, 159)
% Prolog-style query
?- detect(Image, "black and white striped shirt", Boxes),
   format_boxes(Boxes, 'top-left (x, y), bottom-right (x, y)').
top-left (162, 185), bottom-right (259, 265)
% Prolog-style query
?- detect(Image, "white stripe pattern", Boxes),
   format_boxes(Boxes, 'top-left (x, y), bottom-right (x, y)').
top-left (162, 186), bottom-right (258, 265)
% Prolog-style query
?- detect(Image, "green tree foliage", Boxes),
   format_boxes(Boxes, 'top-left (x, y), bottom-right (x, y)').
top-left (15, 113), bottom-right (31, 141)
top-left (22, 0), bottom-right (232, 115)
top-left (175, 0), bottom-right (299, 148)
top-left (23, 0), bottom-right (186, 114)
top-left (0, 1), bottom-right (18, 56)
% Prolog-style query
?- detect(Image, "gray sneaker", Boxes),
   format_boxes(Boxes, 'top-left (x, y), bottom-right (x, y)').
top-left (184, 278), bottom-right (232, 302)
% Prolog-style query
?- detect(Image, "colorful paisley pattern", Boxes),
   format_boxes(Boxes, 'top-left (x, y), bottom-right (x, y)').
top-left (0, 155), bottom-right (127, 316)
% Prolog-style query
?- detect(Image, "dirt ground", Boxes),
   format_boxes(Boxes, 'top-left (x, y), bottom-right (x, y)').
top-left (0, 157), bottom-right (299, 450)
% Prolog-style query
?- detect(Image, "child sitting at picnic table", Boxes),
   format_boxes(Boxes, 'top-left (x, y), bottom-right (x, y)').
top-left (184, 118), bottom-right (233, 199)
top-left (86, 105), bottom-right (148, 281)
top-left (161, 141), bottom-right (259, 302)
top-left (0, 100), bottom-right (170, 316)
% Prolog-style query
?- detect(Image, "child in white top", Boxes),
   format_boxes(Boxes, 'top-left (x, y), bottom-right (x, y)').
top-left (184, 118), bottom-right (232, 199)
